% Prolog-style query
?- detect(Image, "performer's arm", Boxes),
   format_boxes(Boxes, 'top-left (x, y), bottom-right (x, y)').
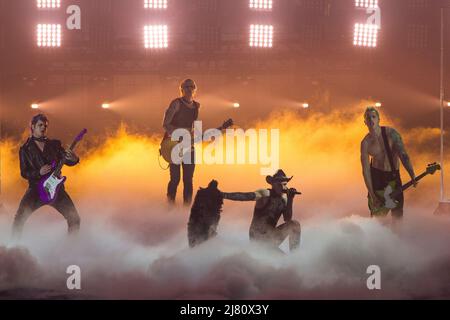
top-left (222, 189), bottom-right (268, 201)
top-left (391, 128), bottom-right (416, 183)
top-left (19, 147), bottom-right (41, 180)
top-left (162, 100), bottom-right (180, 136)
top-left (361, 139), bottom-right (376, 199)
top-left (57, 141), bottom-right (79, 166)
top-left (281, 187), bottom-right (301, 222)
top-left (222, 192), bottom-right (257, 201)
top-left (283, 194), bottom-right (294, 222)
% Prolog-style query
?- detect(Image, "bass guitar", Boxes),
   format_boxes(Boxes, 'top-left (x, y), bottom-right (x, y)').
top-left (369, 162), bottom-right (441, 216)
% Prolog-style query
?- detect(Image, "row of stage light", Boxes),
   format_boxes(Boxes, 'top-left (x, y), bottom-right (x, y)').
top-left (35, 0), bottom-right (379, 49)
top-left (36, 0), bottom-right (274, 10)
top-left (30, 102), bottom-right (241, 110)
top-left (30, 102), bottom-right (386, 111)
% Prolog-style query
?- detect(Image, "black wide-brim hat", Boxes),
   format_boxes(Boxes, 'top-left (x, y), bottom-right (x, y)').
top-left (266, 169), bottom-right (293, 185)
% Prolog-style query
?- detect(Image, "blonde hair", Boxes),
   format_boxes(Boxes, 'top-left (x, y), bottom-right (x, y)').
top-left (364, 106), bottom-right (379, 120)
top-left (179, 79), bottom-right (197, 96)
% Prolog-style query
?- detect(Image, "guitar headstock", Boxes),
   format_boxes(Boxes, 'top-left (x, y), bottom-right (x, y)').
top-left (427, 162), bottom-right (441, 175)
top-left (222, 119), bottom-right (234, 130)
top-left (75, 128), bottom-right (88, 142)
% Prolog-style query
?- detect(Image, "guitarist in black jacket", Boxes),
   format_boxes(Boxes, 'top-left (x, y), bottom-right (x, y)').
top-left (360, 107), bottom-right (417, 219)
top-left (13, 114), bottom-right (81, 238)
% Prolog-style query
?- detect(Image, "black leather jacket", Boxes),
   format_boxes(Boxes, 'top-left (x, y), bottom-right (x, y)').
top-left (19, 138), bottom-right (79, 187)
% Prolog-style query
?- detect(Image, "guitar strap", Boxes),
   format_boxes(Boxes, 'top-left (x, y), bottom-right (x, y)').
top-left (381, 126), bottom-right (397, 178)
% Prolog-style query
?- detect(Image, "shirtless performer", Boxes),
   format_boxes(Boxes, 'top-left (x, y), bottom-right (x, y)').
top-left (360, 107), bottom-right (417, 219)
top-left (221, 170), bottom-right (301, 252)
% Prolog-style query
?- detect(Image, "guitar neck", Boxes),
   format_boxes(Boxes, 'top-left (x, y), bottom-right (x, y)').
top-left (391, 171), bottom-right (428, 198)
top-left (68, 138), bottom-right (80, 151)
top-left (197, 123), bottom-right (230, 142)
top-left (54, 138), bottom-right (81, 176)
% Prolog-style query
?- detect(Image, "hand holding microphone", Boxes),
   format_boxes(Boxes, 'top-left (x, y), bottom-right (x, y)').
top-left (283, 188), bottom-right (302, 199)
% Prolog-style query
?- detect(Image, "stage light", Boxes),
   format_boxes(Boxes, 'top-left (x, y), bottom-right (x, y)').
top-left (302, 103), bottom-right (309, 109)
top-left (249, 24), bottom-right (273, 48)
top-left (37, 0), bottom-right (61, 9)
top-left (249, 0), bottom-right (273, 10)
top-left (355, 0), bottom-right (378, 9)
top-left (375, 102), bottom-right (382, 107)
top-left (31, 103), bottom-right (40, 109)
top-left (446, 101), bottom-right (450, 107)
top-left (144, 0), bottom-right (168, 9)
top-left (353, 23), bottom-right (378, 47)
top-left (102, 103), bottom-right (110, 109)
top-left (144, 25), bottom-right (168, 49)
top-left (233, 102), bottom-right (240, 108)
top-left (37, 24), bottom-right (62, 47)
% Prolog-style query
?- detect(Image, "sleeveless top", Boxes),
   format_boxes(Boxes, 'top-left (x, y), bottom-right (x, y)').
top-left (170, 98), bottom-right (199, 130)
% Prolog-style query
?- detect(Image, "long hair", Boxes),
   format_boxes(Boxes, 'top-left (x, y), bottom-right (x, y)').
top-left (187, 180), bottom-right (223, 248)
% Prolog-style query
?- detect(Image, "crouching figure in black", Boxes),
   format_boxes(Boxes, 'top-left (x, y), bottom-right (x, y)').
top-left (187, 180), bottom-right (223, 248)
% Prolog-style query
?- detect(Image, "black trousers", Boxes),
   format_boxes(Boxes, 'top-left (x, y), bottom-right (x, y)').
top-left (167, 162), bottom-right (195, 205)
top-left (13, 186), bottom-right (81, 236)
top-left (370, 166), bottom-right (404, 218)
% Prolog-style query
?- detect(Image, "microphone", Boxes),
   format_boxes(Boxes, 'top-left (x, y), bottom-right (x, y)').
top-left (282, 189), bottom-right (302, 195)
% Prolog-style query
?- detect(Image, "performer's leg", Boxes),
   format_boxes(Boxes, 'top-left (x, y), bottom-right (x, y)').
top-left (273, 220), bottom-right (301, 251)
top-left (182, 163), bottom-right (195, 206)
top-left (12, 188), bottom-right (43, 238)
top-left (391, 194), bottom-right (404, 220)
top-left (369, 166), bottom-right (384, 218)
top-left (51, 189), bottom-right (81, 234)
top-left (391, 176), bottom-right (404, 220)
top-left (167, 163), bottom-right (181, 203)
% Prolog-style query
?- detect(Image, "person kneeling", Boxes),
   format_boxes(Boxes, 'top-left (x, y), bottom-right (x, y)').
top-left (221, 170), bottom-right (301, 252)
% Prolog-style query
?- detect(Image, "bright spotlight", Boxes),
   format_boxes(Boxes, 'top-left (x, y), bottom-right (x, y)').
top-left (37, 0), bottom-right (61, 9)
top-left (353, 23), bottom-right (378, 48)
top-left (249, 0), bottom-right (273, 10)
top-left (233, 102), bottom-right (240, 108)
top-left (144, 0), bottom-right (168, 9)
top-left (446, 101), bottom-right (450, 107)
top-left (375, 102), bottom-right (382, 107)
top-left (102, 103), bottom-right (110, 109)
top-left (37, 24), bottom-right (62, 47)
top-left (144, 25), bottom-right (168, 49)
top-left (249, 24), bottom-right (273, 48)
top-left (31, 103), bottom-right (40, 109)
top-left (355, 0), bottom-right (378, 9)
top-left (302, 103), bottom-right (309, 109)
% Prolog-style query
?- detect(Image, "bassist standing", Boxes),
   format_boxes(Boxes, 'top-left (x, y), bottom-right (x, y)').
top-left (13, 114), bottom-right (81, 237)
top-left (360, 107), bottom-right (417, 220)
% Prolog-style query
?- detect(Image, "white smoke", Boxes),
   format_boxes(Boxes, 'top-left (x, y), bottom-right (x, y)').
top-left (0, 202), bottom-right (449, 299)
